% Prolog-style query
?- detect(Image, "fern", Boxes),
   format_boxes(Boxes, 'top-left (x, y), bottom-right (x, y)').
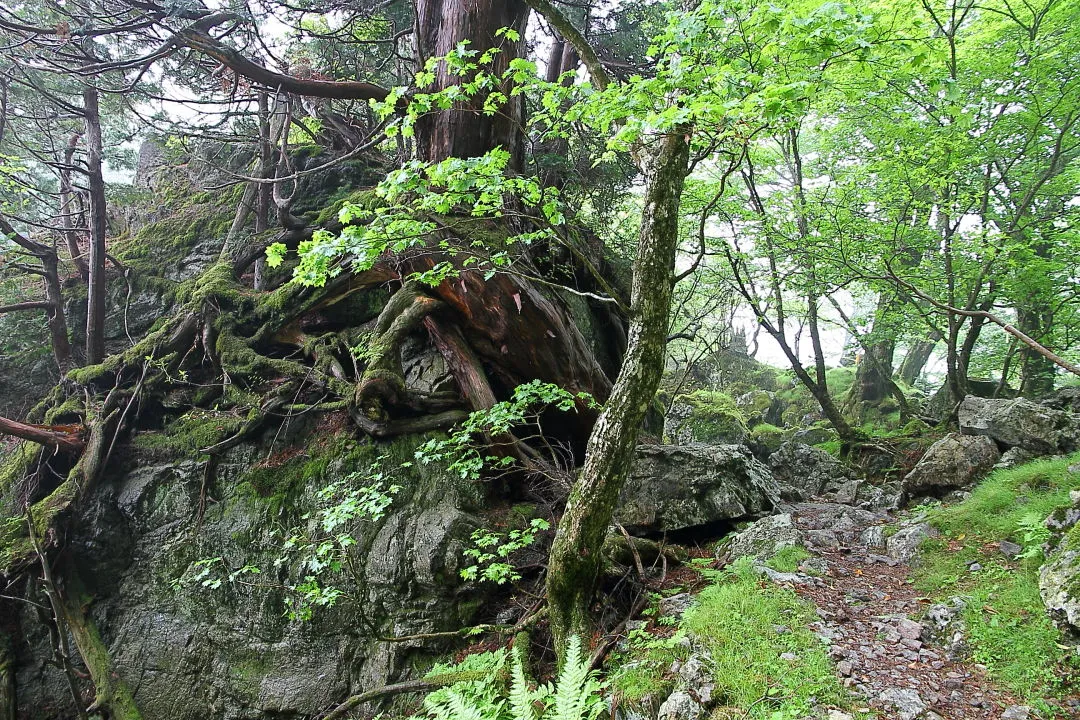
top-left (509, 646), bottom-right (541, 720)
top-left (415, 636), bottom-right (606, 720)
top-left (550, 636), bottom-right (604, 720)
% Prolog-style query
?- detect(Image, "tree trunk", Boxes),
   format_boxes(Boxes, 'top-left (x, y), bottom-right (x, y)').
top-left (1017, 304), bottom-right (1055, 397)
top-left (898, 335), bottom-right (937, 386)
top-left (83, 88), bottom-right (108, 366)
top-left (547, 130), bottom-right (689, 657)
top-left (849, 298), bottom-right (896, 405)
top-left (415, 0), bottom-right (530, 166)
top-left (0, 631), bottom-right (13, 720)
top-left (41, 252), bottom-right (73, 370)
top-left (60, 133), bottom-right (89, 282)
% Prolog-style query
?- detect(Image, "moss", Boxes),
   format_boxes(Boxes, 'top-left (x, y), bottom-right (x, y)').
top-left (749, 423), bottom-right (785, 453)
top-left (668, 390), bottom-right (749, 443)
top-left (1, 478), bottom-right (78, 573)
top-left (311, 188), bottom-right (380, 226)
top-left (0, 441), bottom-right (39, 495)
top-left (43, 397), bottom-right (85, 425)
top-left (131, 411), bottom-right (248, 459)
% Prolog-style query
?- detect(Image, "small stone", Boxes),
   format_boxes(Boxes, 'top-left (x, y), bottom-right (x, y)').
top-left (1001, 706), bottom-right (1031, 720)
top-left (836, 660), bottom-right (854, 676)
top-left (969, 562), bottom-right (983, 572)
top-left (780, 652), bottom-right (797, 661)
top-left (658, 690), bottom-right (705, 720)
top-left (901, 638), bottom-right (923, 650)
top-left (827, 711), bottom-right (854, 720)
top-left (999, 540), bottom-right (1022, 559)
top-left (659, 593), bottom-right (695, 618)
top-left (897, 618), bottom-right (924, 640)
top-left (880, 687), bottom-right (927, 720)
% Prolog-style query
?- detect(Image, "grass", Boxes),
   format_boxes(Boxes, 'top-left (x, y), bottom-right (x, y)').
top-left (764, 545), bottom-right (812, 573)
top-left (913, 452), bottom-right (1080, 706)
top-left (680, 557), bottom-right (851, 719)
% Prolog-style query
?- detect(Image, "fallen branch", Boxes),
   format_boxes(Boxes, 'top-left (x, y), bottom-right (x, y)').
top-left (0, 416), bottom-right (84, 454)
top-left (320, 679), bottom-right (440, 720)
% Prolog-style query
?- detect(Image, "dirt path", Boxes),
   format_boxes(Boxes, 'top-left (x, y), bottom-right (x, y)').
top-left (753, 503), bottom-right (1032, 720)
top-left (797, 541), bottom-right (1021, 719)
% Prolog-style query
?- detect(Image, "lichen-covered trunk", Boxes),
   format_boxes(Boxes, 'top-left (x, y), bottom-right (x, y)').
top-left (546, 131), bottom-right (689, 657)
top-left (415, 0), bottom-right (530, 167)
top-left (0, 632), bottom-right (14, 720)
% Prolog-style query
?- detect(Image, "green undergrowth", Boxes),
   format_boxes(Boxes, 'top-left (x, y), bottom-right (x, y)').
top-left (913, 453), bottom-right (1080, 706)
top-left (763, 545), bottom-right (812, 573)
top-left (609, 556), bottom-right (857, 720)
top-left (682, 557), bottom-right (852, 719)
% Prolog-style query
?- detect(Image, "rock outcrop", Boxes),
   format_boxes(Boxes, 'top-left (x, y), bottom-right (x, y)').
top-left (901, 433), bottom-right (1000, 499)
top-left (618, 444), bottom-right (779, 534)
top-left (958, 396), bottom-right (1080, 455)
top-left (12, 425), bottom-right (487, 720)
top-left (768, 442), bottom-right (855, 502)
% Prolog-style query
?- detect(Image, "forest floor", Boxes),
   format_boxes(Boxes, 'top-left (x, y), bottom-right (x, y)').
top-left (626, 486), bottom-right (1080, 720)
top-left (795, 531), bottom-right (1026, 720)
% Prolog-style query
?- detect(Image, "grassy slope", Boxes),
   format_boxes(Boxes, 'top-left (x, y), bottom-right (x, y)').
top-left (913, 453), bottom-right (1080, 708)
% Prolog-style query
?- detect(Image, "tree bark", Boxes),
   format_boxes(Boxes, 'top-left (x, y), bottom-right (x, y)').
top-left (83, 87), bottom-right (108, 366)
top-left (415, 0), bottom-right (530, 166)
top-left (1017, 303), bottom-right (1055, 397)
top-left (898, 335), bottom-right (937, 386)
top-left (0, 416), bottom-right (84, 454)
top-left (59, 133), bottom-right (89, 282)
top-left (849, 297), bottom-right (896, 405)
top-left (547, 130), bottom-right (689, 657)
top-left (0, 631), bottom-right (13, 720)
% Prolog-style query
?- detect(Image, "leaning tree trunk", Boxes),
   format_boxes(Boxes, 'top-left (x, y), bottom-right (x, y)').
top-left (898, 334), bottom-right (938, 386)
top-left (547, 130), bottom-right (689, 656)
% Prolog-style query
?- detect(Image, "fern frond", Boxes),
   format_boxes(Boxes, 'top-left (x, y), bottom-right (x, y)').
top-left (509, 646), bottom-right (540, 720)
top-left (551, 636), bottom-right (594, 720)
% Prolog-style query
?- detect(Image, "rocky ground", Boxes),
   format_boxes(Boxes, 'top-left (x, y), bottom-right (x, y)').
top-left (722, 501), bottom-right (1078, 720)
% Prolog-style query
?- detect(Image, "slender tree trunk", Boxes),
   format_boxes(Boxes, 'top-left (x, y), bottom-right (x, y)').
top-left (60, 133), bottom-right (89, 282)
top-left (547, 130), bottom-right (689, 657)
top-left (83, 88), bottom-right (108, 366)
top-left (42, 252), bottom-right (73, 370)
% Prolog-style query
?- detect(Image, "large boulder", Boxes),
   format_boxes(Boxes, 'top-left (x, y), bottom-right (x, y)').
top-left (901, 433), bottom-right (1000, 498)
top-left (768, 442), bottom-right (854, 501)
top-left (12, 425), bottom-right (487, 720)
top-left (618, 444), bottom-right (779, 533)
top-left (1040, 548), bottom-right (1080, 634)
top-left (725, 503), bottom-right (885, 560)
top-left (1040, 491), bottom-right (1080, 634)
top-left (664, 391), bottom-right (749, 445)
top-left (958, 396), bottom-right (1080, 455)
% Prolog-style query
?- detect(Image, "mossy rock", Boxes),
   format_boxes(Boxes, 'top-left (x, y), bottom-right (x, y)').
top-left (664, 390), bottom-right (749, 445)
top-left (749, 423), bottom-right (786, 455)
